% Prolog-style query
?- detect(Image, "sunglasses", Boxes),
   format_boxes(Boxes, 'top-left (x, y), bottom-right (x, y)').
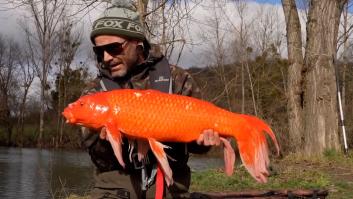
top-left (93, 41), bottom-right (127, 61)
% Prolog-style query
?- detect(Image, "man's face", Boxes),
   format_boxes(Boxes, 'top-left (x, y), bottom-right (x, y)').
top-left (94, 35), bottom-right (140, 78)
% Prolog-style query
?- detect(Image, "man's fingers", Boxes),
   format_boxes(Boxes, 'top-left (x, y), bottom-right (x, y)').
top-left (202, 130), bottom-right (208, 146)
top-left (196, 134), bottom-right (204, 145)
top-left (198, 129), bottom-right (221, 146)
top-left (204, 130), bottom-right (213, 146)
top-left (196, 129), bottom-right (222, 146)
top-left (214, 132), bottom-right (220, 146)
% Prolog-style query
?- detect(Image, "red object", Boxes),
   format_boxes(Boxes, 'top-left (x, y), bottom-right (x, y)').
top-left (155, 164), bottom-right (164, 199)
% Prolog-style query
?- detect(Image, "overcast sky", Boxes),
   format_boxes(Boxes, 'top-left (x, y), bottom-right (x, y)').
top-left (0, 0), bottom-right (286, 70)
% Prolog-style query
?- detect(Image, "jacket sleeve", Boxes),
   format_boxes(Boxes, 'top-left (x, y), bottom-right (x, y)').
top-left (171, 66), bottom-right (211, 154)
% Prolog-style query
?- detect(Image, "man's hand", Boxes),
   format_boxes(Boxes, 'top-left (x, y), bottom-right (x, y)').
top-left (196, 129), bottom-right (221, 146)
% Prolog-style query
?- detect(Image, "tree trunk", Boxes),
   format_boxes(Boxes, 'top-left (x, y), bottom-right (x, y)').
top-left (38, 85), bottom-right (45, 147)
top-left (282, 0), bottom-right (304, 152)
top-left (56, 64), bottom-right (63, 148)
top-left (137, 0), bottom-right (149, 35)
top-left (23, 0), bottom-right (67, 148)
top-left (341, 1), bottom-right (349, 112)
top-left (245, 59), bottom-right (257, 116)
top-left (3, 98), bottom-right (12, 146)
top-left (17, 88), bottom-right (30, 147)
top-left (7, 125), bottom-right (12, 146)
top-left (302, 0), bottom-right (346, 155)
top-left (161, 0), bottom-right (167, 54)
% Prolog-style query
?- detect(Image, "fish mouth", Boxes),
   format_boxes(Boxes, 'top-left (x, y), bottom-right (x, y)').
top-left (62, 111), bottom-right (76, 123)
top-left (62, 110), bottom-right (100, 128)
top-left (66, 119), bottom-right (76, 124)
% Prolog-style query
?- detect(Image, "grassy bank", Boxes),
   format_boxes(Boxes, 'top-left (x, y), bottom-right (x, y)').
top-left (191, 150), bottom-right (353, 199)
top-left (67, 150), bottom-right (353, 199)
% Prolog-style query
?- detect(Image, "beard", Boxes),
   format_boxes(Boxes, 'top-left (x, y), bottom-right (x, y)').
top-left (103, 59), bottom-right (128, 78)
top-left (101, 49), bottom-right (140, 78)
top-left (110, 64), bottom-right (128, 77)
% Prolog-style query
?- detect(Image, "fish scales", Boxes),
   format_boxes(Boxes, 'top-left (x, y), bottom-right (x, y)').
top-left (107, 89), bottom-right (234, 142)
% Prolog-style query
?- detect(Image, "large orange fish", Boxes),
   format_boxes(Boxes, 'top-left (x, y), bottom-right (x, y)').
top-left (62, 89), bottom-right (279, 187)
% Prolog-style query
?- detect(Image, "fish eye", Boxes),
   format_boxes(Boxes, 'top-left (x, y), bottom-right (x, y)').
top-left (80, 101), bottom-right (84, 106)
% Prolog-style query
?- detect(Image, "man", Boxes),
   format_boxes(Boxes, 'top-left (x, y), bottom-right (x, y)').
top-left (82, 1), bottom-right (220, 198)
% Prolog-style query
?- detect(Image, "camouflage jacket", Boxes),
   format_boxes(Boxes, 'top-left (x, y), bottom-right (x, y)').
top-left (81, 51), bottom-right (210, 174)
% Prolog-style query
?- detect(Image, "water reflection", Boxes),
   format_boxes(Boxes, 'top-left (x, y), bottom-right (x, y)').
top-left (0, 147), bottom-right (223, 199)
top-left (0, 147), bottom-right (94, 199)
top-left (188, 156), bottom-right (224, 171)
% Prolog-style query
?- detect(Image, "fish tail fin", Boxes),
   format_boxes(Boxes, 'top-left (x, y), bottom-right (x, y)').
top-left (232, 114), bottom-right (279, 183)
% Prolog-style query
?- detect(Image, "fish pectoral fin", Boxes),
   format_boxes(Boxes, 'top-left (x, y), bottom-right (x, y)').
top-left (220, 137), bottom-right (235, 176)
top-left (105, 123), bottom-right (125, 168)
top-left (148, 138), bottom-right (173, 186)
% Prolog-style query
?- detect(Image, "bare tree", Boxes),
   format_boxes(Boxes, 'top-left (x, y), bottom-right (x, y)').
top-left (251, 6), bottom-right (287, 118)
top-left (253, 5), bottom-right (284, 56)
top-left (144, 0), bottom-right (199, 64)
top-left (227, 0), bottom-right (256, 114)
top-left (55, 17), bottom-right (82, 147)
top-left (16, 49), bottom-right (35, 147)
top-left (282, 0), bottom-right (347, 155)
top-left (20, 0), bottom-right (68, 147)
top-left (199, 0), bottom-right (237, 111)
top-left (0, 36), bottom-right (20, 146)
top-left (337, 0), bottom-right (353, 111)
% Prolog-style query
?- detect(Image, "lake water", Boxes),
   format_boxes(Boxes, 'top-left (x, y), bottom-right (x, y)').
top-left (0, 147), bottom-right (223, 199)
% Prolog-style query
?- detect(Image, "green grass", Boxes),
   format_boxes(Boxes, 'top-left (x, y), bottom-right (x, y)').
top-left (191, 166), bottom-right (330, 191)
top-left (190, 151), bottom-right (353, 199)
top-left (65, 150), bottom-right (353, 199)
